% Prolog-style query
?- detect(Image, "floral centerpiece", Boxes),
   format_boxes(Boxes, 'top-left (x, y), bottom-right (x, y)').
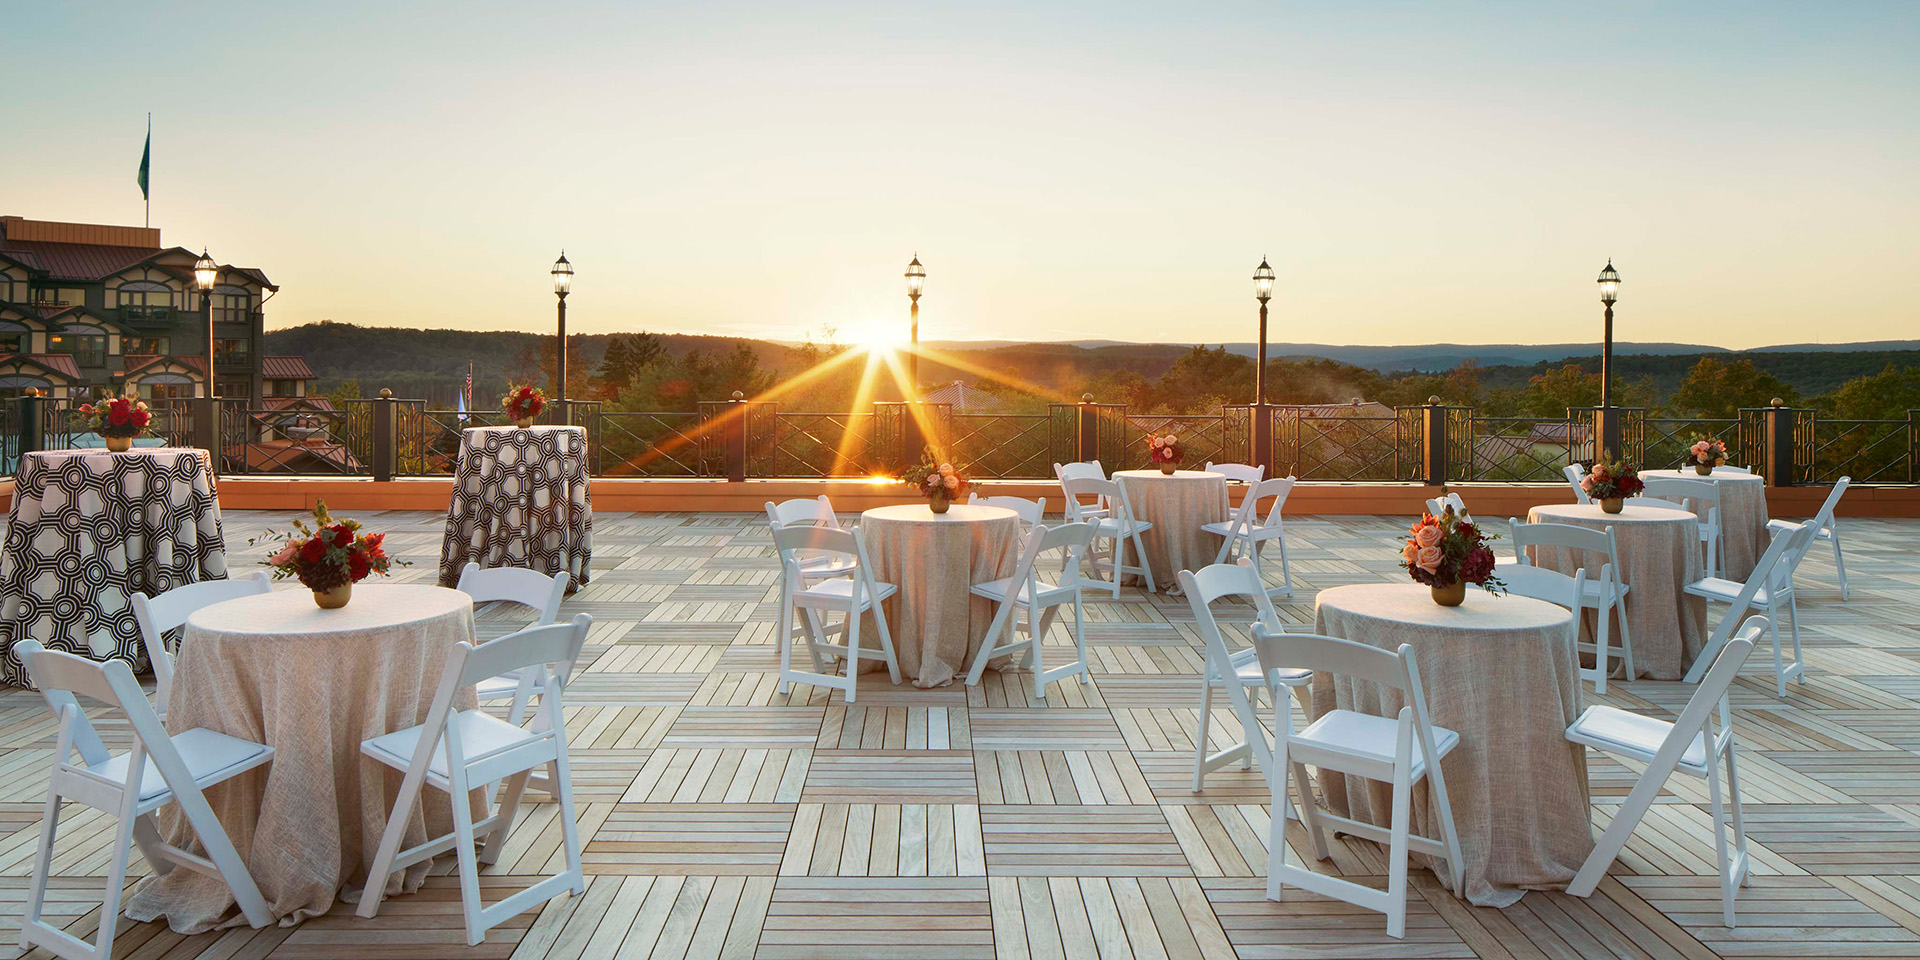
top-left (74, 395), bottom-right (152, 452)
top-left (253, 500), bottom-right (404, 608)
top-left (1580, 454), bottom-right (1644, 514)
top-left (904, 454), bottom-right (969, 514)
top-left (1147, 431), bottom-right (1184, 475)
top-left (502, 383), bottom-right (546, 427)
top-left (1685, 436), bottom-right (1728, 475)
top-left (1400, 507), bottom-right (1504, 606)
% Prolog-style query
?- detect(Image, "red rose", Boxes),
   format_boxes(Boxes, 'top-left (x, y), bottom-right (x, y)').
top-left (300, 538), bottom-right (327, 563)
top-left (348, 553), bottom-right (370, 581)
top-left (132, 409), bottom-right (151, 428)
top-left (107, 404), bottom-right (130, 427)
top-left (331, 524), bottom-right (353, 547)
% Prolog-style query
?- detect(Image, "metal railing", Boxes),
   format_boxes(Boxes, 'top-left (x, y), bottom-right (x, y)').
top-left (947, 413), bottom-right (1051, 479)
top-left (1121, 414), bottom-right (1229, 470)
top-left (1466, 416), bottom-right (1589, 482)
top-left (1645, 418), bottom-right (1743, 471)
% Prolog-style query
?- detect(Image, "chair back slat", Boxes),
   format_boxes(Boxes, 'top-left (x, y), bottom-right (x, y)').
top-left (16, 640), bottom-right (178, 773)
top-left (455, 563), bottom-right (569, 626)
top-left (1243, 476), bottom-right (1295, 529)
top-left (771, 523), bottom-right (860, 558)
top-left (764, 495), bottom-right (840, 529)
top-left (1251, 630), bottom-right (1409, 690)
top-left (1424, 492), bottom-right (1468, 519)
top-left (1564, 464), bottom-right (1591, 504)
top-left (456, 616), bottom-right (592, 690)
top-left (1005, 522), bottom-right (1094, 589)
top-left (133, 572), bottom-right (272, 636)
top-left (1053, 461), bottom-right (1106, 483)
top-left (970, 493), bottom-right (1047, 528)
top-left (1205, 462), bottom-right (1265, 484)
top-left (1643, 476), bottom-right (1720, 509)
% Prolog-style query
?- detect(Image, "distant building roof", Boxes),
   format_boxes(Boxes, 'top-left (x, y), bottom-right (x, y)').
top-left (260, 396), bottom-right (335, 412)
top-left (921, 380), bottom-right (1007, 414)
top-left (25, 354), bottom-right (80, 379)
top-left (0, 216), bottom-right (275, 289)
top-left (261, 356), bottom-right (315, 380)
top-left (0, 241), bottom-right (160, 283)
top-left (120, 354), bottom-right (208, 378)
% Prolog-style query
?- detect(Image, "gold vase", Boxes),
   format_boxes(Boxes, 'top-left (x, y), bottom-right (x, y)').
top-left (514, 417), bottom-right (534, 428)
top-left (104, 435), bottom-right (134, 453)
top-left (1431, 580), bottom-right (1466, 607)
top-left (1600, 497), bottom-right (1624, 514)
top-left (928, 496), bottom-right (950, 514)
top-left (1695, 464), bottom-right (1713, 476)
top-left (1158, 462), bottom-right (1177, 475)
top-left (313, 583), bottom-right (352, 609)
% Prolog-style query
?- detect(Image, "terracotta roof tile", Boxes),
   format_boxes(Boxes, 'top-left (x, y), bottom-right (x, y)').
top-left (261, 356), bottom-right (315, 380)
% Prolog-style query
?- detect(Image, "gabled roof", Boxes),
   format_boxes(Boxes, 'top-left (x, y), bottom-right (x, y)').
top-left (920, 379), bottom-right (1007, 414)
top-left (0, 353), bottom-right (81, 381)
top-left (260, 395), bottom-right (335, 412)
top-left (0, 240), bottom-right (161, 282)
top-left (261, 356), bottom-right (315, 380)
top-left (120, 354), bottom-right (208, 378)
top-left (37, 304), bottom-right (132, 332)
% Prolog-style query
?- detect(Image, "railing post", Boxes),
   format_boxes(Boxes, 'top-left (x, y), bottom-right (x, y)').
top-left (370, 388), bottom-right (397, 482)
top-left (1910, 409), bottom-right (1919, 484)
top-left (725, 390), bottom-right (747, 482)
top-left (1763, 397), bottom-right (1794, 487)
top-left (1249, 402), bottom-right (1273, 474)
top-left (192, 394), bottom-right (219, 457)
top-left (1421, 396), bottom-right (1449, 486)
top-left (17, 391), bottom-right (46, 458)
top-left (1076, 394), bottom-right (1099, 463)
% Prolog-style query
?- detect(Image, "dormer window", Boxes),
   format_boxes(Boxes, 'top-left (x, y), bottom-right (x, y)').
top-left (213, 285), bottom-right (251, 325)
top-left (117, 280), bottom-right (175, 321)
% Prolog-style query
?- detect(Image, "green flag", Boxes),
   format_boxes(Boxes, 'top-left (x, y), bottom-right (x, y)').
top-left (137, 116), bottom-right (150, 201)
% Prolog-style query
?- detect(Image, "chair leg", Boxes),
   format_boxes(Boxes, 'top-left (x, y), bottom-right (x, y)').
top-left (869, 595), bottom-right (903, 685)
top-left (479, 770), bottom-right (532, 866)
top-left (1725, 746), bottom-right (1752, 889)
top-left (1614, 593), bottom-right (1635, 682)
top-left (358, 763), bottom-right (430, 918)
top-left (777, 594), bottom-right (796, 694)
top-left (1591, 598), bottom-right (1611, 695)
top-left (1706, 757), bottom-right (1737, 927)
top-left (1266, 732), bottom-right (1290, 902)
top-left (1788, 595), bottom-right (1805, 685)
top-left (1423, 767), bottom-right (1467, 897)
top-left (446, 770), bottom-right (488, 945)
top-left (1832, 531), bottom-right (1849, 601)
top-left (1384, 771), bottom-right (1412, 940)
top-left (1275, 536), bottom-right (1295, 598)
top-left (552, 751), bottom-right (586, 895)
top-left (1073, 594), bottom-right (1089, 684)
top-left (1130, 527), bottom-right (1157, 594)
top-left (20, 783), bottom-right (63, 953)
top-left (96, 796), bottom-right (140, 959)
top-left (1769, 614), bottom-right (1788, 698)
top-left (1192, 677), bottom-right (1215, 791)
top-left (843, 606), bottom-right (863, 704)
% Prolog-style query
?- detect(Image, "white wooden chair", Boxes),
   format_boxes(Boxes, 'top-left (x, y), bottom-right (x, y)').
top-left (771, 523), bottom-right (902, 703)
top-left (1181, 561), bottom-right (1313, 794)
top-left (130, 571), bottom-right (271, 719)
top-left (1643, 475), bottom-right (1725, 577)
top-left (1493, 561), bottom-right (1593, 679)
top-left (358, 616), bottom-right (592, 945)
top-left (1204, 461), bottom-right (1265, 484)
top-left (16, 640), bottom-right (275, 960)
top-left (1061, 475), bottom-right (1155, 597)
top-left (1567, 618), bottom-right (1765, 926)
top-left (1202, 475), bottom-right (1297, 599)
top-left (455, 562), bottom-right (581, 799)
top-left (765, 496), bottom-right (857, 580)
top-left (1248, 631), bottom-right (1465, 940)
top-left (965, 522), bottom-right (1096, 697)
top-left (1684, 521), bottom-right (1817, 695)
top-left (1508, 519), bottom-right (1633, 692)
top-left (1563, 463), bottom-right (1591, 504)
top-left (1423, 491), bottom-right (1468, 519)
top-left (1767, 476), bottom-right (1850, 600)
top-left (969, 492), bottom-right (1048, 531)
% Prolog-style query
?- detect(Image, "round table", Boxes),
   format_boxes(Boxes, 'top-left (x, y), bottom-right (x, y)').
top-left (1642, 469), bottom-right (1770, 580)
top-left (1112, 470), bottom-right (1229, 593)
top-left (438, 425), bottom-right (592, 592)
top-left (0, 447), bottom-right (224, 686)
top-left (1313, 583), bottom-right (1591, 908)
top-left (1527, 502), bottom-right (1708, 681)
top-left (857, 503), bottom-right (1021, 687)
top-left (123, 584), bottom-right (479, 933)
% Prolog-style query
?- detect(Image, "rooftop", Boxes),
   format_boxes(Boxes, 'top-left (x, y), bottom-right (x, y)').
top-left (0, 507), bottom-right (1910, 959)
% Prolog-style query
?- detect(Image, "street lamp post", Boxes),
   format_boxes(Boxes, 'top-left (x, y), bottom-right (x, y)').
top-left (1596, 259), bottom-right (1622, 456)
top-left (552, 252), bottom-right (573, 416)
top-left (905, 255), bottom-right (925, 400)
top-left (193, 249), bottom-right (219, 452)
top-left (1250, 257), bottom-right (1276, 471)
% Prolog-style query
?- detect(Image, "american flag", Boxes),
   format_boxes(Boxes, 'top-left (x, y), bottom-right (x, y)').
top-left (464, 363), bottom-right (473, 408)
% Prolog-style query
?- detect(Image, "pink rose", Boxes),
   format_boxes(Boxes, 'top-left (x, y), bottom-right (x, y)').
top-left (1165, 434), bottom-right (1178, 445)
top-left (269, 543), bottom-right (298, 566)
top-left (1592, 464), bottom-right (1611, 481)
top-left (1401, 542), bottom-right (1419, 563)
top-left (1414, 525), bottom-right (1442, 548)
top-left (938, 463), bottom-right (954, 476)
top-left (943, 474), bottom-right (959, 490)
top-left (1415, 545), bottom-right (1443, 572)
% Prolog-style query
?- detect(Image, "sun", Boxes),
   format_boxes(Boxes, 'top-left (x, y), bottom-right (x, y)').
top-left (848, 322), bottom-right (906, 353)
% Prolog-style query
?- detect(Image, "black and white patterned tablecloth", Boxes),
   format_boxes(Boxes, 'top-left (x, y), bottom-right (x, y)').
top-left (1, 448), bottom-right (226, 686)
top-left (436, 426), bottom-right (591, 591)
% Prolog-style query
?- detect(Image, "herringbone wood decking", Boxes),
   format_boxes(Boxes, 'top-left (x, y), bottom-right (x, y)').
top-left (1, 507), bottom-right (1913, 959)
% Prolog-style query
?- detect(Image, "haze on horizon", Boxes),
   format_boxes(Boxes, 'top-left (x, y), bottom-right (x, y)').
top-left (9, 1), bottom-right (1916, 350)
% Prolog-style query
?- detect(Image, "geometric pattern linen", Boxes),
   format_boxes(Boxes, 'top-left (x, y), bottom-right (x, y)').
top-left (436, 426), bottom-right (591, 591)
top-left (0, 448), bottom-right (224, 686)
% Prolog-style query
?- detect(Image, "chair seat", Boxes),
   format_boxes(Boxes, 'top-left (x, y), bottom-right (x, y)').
top-left (1685, 577), bottom-right (1781, 607)
top-left (363, 709), bottom-right (539, 782)
top-left (95, 728), bottom-right (272, 801)
top-left (971, 576), bottom-right (1075, 607)
top-left (1293, 709), bottom-right (1458, 777)
top-left (1566, 704), bottom-right (1708, 775)
top-left (794, 577), bottom-right (898, 606)
top-left (1091, 517), bottom-right (1151, 537)
top-left (1200, 520), bottom-right (1284, 542)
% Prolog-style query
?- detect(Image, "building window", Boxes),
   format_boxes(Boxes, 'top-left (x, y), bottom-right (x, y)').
top-left (140, 382), bottom-right (195, 401)
top-left (48, 332), bottom-right (107, 367)
top-left (0, 276), bottom-right (17, 302)
top-left (123, 336), bottom-right (170, 356)
top-left (215, 338), bottom-right (251, 366)
top-left (116, 280), bottom-right (176, 321)
top-left (212, 286), bottom-right (251, 324)
top-left (218, 380), bottom-right (251, 401)
top-left (0, 323), bottom-right (26, 354)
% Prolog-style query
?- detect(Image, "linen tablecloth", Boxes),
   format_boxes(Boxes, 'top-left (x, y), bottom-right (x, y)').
top-left (1113, 470), bottom-right (1229, 592)
top-left (123, 584), bottom-right (478, 932)
top-left (858, 503), bottom-right (1020, 687)
top-left (1313, 583), bottom-right (1591, 908)
top-left (1526, 503), bottom-right (1708, 680)
top-left (437, 425), bottom-right (591, 591)
top-left (1642, 469), bottom-right (1770, 580)
top-left (0, 448), bottom-right (224, 686)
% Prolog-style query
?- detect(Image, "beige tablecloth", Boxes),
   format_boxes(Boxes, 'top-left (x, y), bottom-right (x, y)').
top-left (1641, 469), bottom-right (1769, 580)
top-left (1313, 584), bottom-right (1591, 908)
top-left (1114, 470), bottom-right (1229, 592)
top-left (1526, 503), bottom-right (1708, 681)
top-left (124, 584), bottom-right (478, 933)
top-left (858, 504), bottom-right (1020, 687)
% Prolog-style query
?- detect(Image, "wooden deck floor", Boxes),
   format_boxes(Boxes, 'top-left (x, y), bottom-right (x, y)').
top-left (3, 508), bottom-right (1916, 960)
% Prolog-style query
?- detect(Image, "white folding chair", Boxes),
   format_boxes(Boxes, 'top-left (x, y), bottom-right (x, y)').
top-left (1422, 491), bottom-right (1468, 519)
top-left (765, 496), bottom-right (856, 578)
top-left (16, 641), bottom-right (274, 960)
top-left (1767, 476), bottom-right (1850, 600)
top-left (131, 571), bottom-right (271, 719)
top-left (965, 522), bottom-right (1096, 697)
top-left (1684, 521), bottom-right (1816, 695)
top-left (1249, 631), bottom-right (1464, 940)
top-left (969, 492), bottom-right (1048, 531)
top-left (1567, 618), bottom-right (1765, 926)
top-left (1203, 475), bottom-right (1297, 599)
top-left (1181, 561), bottom-right (1313, 793)
top-left (1564, 463), bottom-right (1591, 504)
top-left (358, 616), bottom-right (591, 945)
top-left (456, 562), bottom-right (579, 798)
top-left (771, 524), bottom-right (902, 703)
top-left (1204, 461), bottom-right (1265, 484)
top-left (1644, 475), bottom-right (1725, 577)
top-left (1508, 519), bottom-right (1633, 692)
top-left (1061, 475), bottom-right (1155, 597)
top-left (1493, 561), bottom-right (1593, 680)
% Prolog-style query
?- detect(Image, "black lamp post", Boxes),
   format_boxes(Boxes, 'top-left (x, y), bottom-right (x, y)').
top-left (193, 249), bottom-right (219, 452)
top-left (1252, 257), bottom-right (1275, 405)
top-left (552, 252), bottom-right (573, 411)
top-left (905, 255), bottom-right (925, 400)
top-left (1596, 260), bottom-right (1622, 456)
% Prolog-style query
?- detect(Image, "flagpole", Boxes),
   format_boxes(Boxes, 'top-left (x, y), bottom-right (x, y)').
top-left (144, 114), bottom-right (151, 228)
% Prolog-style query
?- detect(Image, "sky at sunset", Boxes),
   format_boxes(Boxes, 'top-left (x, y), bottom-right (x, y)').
top-left (9, 1), bottom-right (1917, 349)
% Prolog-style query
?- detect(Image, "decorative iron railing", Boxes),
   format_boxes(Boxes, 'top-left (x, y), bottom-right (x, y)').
top-left (1809, 418), bottom-right (1912, 484)
top-left (1119, 413), bottom-right (1228, 470)
top-left (771, 411), bottom-right (878, 477)
top-left (947, 414), bottom-right (1051, 479)
top-left (1295, 414), bottom-right (1406, 481)
top-left (1645, 418), bottom-right (1742, 471)
top-left (219, 405), bottom-right (366, 475)
top-left (597, 411), bottom-right (707, 477)
top-left (1466, 416), bottom-right (1587, 482)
